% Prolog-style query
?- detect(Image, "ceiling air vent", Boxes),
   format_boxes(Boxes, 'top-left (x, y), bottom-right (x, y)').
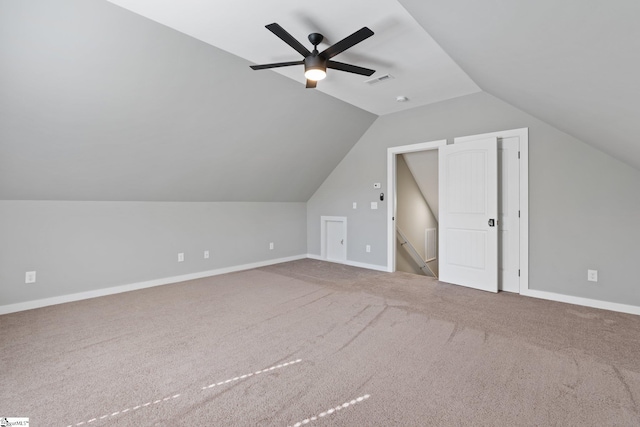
top-left (364, 73), bottom-right (394, 85)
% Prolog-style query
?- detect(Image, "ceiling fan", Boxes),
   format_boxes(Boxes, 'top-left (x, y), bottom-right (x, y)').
top-left (250, 23), bottom-right (375, 88)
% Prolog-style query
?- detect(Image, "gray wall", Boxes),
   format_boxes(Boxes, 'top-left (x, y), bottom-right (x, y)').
top-left (0, 0), bottom-right (369, 310)
top-left (307, 91), bottom-right (640, 307)
top-left (399, 0), bottom-right (640, 171)
top-left (0, 201), bottom-right (306, 306)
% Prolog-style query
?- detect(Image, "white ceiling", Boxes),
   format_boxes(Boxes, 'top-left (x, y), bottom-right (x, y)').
top-left (105, 0), bottom-right (481, 115)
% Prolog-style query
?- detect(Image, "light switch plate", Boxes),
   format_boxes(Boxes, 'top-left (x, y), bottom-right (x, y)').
top-left (371, 202), bottom-right (378, 210)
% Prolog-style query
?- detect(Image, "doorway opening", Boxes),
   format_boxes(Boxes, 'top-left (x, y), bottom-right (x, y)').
top-left (395, 151), bottom-right (440, 278)
top-left (388, 140), bottom-right (445, 278)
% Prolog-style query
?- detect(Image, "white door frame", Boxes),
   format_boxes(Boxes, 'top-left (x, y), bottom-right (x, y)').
top-left (321, 216), bottom-right (347, 261)
top-left (454, 128), bottom-right (529, 293)
top-left (386, 140), bottom-right (447, 272)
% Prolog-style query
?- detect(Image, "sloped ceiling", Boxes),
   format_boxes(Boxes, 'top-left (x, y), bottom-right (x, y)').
top-left (2, 1), bottom-right (638, 204)
top-left (399, 0), bottom-right (640, 171)
top-left (0, 0), bottom-right (376, 201)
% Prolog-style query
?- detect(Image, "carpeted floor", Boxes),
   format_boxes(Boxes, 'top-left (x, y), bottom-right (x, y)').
top-left (2, 259), bottom-right (640, 426)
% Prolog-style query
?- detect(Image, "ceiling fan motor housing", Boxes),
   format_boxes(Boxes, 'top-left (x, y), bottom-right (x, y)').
top-left (305, 53), bottom-right (327, 74)
top-left (306, 33), bottom-right (327, 78)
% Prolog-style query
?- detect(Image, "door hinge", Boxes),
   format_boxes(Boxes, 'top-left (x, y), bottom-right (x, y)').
top-left (518, 269), bottom-right (520, 277)
top-left (518, 210), bottom-right (520, 218)
top-left (518, 151), bottom-right (521, 159)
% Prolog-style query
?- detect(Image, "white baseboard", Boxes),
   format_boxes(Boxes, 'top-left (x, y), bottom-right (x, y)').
top-left (0, 254), bottom-right (307, 315)
top-left (520, 288), bottom-right (640, 316)
top-left (305, 254), bottom-right (640, 315)
top-left (7, 255), bottom-right (635, 317)
top-left (306, 254), bottom-right (390, 272)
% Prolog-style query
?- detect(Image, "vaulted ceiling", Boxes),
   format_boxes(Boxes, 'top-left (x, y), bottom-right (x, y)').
top-left (1, 0), bottom-right (638, 202)
top-left (0, 0), bottom-right (376, 201)
top-left (400, 0), bottom-right (640, 171)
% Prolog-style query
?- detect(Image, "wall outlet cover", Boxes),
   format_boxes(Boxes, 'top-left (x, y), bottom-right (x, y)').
top-left (366, 245), bottom-right (371, 253)
top-left (204, 250), bottom-right (210, 259)
top-left (178, 253), bottom-right (185, 262)
top-left (371, 202), bottom-right (378, 210)
top-left (587, 269), bottom-right (598, 282)
top-left (269, 242), bottom-right (274, 250)
top-left (25, 271), bottom-right (36, 284)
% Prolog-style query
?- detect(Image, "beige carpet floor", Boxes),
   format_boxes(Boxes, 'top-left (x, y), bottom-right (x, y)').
top-left (2, 259), bottom-right (640, 426)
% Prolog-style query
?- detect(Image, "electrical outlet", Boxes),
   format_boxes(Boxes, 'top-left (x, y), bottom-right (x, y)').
top-left (204, 250), bottom-right (210, 259)
top-left (269, 242), bottom-right (274, 250)
top-left (366, 245), bottom-right (371, 253)
top-left (178, 252), bottom-right (184, 262)
top-left (587, 269), bottom-right (598, 282)
top-left (353, 202), bottom-right (357, 209)
top-left (371, 202), bottom-right (378, 210)
top-left (25, 271), bottom-right (36, 284)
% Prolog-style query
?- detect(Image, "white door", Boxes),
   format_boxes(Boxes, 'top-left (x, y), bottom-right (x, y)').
top-left (322, 217), bottom-right (346, 262)
top-left (439, 138), bottom-right (498, 292)
top-left (326, 220), bottom-right (345, 261)
top-left (455, 132), bottom-right (523, 293)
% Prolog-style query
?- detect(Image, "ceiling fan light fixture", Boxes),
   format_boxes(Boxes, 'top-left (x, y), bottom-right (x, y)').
top-left (304, 68), bottom-right (326, 81)
top-left (304, 55), bottom-right (327, 81)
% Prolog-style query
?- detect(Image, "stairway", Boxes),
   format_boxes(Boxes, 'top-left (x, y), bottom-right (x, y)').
top-left (396, 226), bottom-right (437, 278)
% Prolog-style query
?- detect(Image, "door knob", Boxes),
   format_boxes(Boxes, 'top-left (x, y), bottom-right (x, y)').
top-left (488, 219), bottom-right (495, 227)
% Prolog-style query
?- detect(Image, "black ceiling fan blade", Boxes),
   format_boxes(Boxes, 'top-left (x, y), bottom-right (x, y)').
top-left (265, 23), bottom-right (311, 57)
top-left (319, 27), bottom-right (374, 60)
top-left (306, 79), bottom-right (317, 89)
top-left (327, 60), bottom-right (375, 76)
top-left (250, 60), bottom-right (304, 70)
